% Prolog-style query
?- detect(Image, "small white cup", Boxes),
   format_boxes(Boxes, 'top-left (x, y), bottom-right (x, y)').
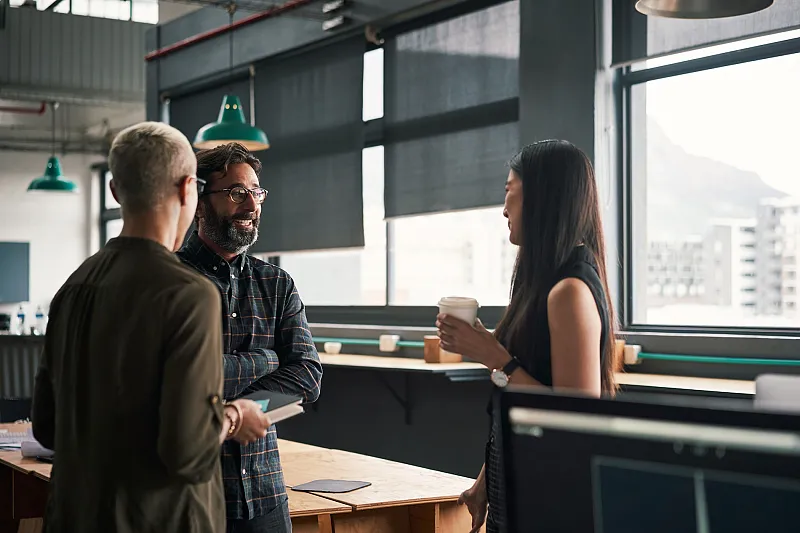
top-left (323, 342), bottom-right (342, 355)
top-left (437, 296), bottom-right (480, 326)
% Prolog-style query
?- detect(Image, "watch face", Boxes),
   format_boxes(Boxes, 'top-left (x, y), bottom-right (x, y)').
top-left (491, 370), bottom-right (509, 388)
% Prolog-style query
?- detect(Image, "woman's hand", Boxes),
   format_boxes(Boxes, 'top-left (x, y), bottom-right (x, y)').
top-left (458, 476), bottom-right (488, 533)
top-left (228, 399), bottom-right (272, 445)
top-left (436, 314), bottom-right (511, 370)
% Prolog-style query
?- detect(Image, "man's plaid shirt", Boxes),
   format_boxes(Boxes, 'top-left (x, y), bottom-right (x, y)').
top-left (178, 232), bottom-right (323, 520)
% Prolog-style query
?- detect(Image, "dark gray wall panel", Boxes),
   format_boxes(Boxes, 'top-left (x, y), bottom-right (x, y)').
top-left (519, 0), bottom-right (596, 161)
top-left (0, 242), bottom-right (29, 304)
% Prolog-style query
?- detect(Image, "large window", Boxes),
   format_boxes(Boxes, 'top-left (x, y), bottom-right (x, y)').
top-left (104, 171), bottom-right (120, 210)
top-left (362, 48), bottom-right (384, 122)
top-left (275, 5), bottom-right (520, 310)
top-left (627, 37), bottom-right (800, 329)
top-left (105, 218), bottom-right (123, 243)
top-left (10, 0), bottom-right (159, 24)
top-left (276, 146), bottom-right (387, 305)
top-left (390, 208), bottom-right (516, 306)
top-left (97, 165), bottom-right (122, 247)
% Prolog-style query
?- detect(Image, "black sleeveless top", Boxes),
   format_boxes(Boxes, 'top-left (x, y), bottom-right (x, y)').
top-left (485, 245), bottom-right (610, 533)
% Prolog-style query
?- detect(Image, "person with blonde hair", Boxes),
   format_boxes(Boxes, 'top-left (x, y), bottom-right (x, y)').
top-left (32, 122), bottom-right (272, 533)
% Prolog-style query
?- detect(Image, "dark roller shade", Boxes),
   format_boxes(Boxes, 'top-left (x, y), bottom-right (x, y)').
top-left (250, 37), bottom-right (364, 254)
top-left (614, 0), bottom-right (800, 65)
top-left (384, 0), bottom-right (520, 219)
top-left (386, 122), bottom-right (517, 217)
top-left (167, 77), bottom-right (251, 148)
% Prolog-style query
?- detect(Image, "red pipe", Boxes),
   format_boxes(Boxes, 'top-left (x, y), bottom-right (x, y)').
top-left (145, 0), bottom-right (315, 62)
top-left (0, 102), bottom-right (46, 115)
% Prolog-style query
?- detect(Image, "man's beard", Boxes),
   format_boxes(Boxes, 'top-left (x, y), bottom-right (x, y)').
top-left (199, 201), bottom-right (260, 255)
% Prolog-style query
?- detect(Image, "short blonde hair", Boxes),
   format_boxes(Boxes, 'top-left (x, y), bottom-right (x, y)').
top-left (108, 122), bottom-right (196, 214)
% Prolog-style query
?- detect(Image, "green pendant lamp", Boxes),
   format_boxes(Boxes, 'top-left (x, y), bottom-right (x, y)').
top-left (193, 4), bottom-right (269, 152)
top-left (193, 94), bottom-right (269, 151)
top-left (28, 156), bottom-right (77, 192)
top-left (28, 102), bottom-right (78, 193)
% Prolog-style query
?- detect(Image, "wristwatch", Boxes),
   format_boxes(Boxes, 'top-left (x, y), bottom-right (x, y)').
top-left (490, 357), bottom-right (521, 388)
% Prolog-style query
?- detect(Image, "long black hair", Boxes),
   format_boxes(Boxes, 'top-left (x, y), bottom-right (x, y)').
top-left (493, 140), bottom-right (617, 393)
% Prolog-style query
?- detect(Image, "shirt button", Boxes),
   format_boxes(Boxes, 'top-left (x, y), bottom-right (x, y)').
top-left (242, 469), bottom-right (246, 476)
top-left (213, 266), bottom-right (218, 271)
top-left (232, 350), bottom-right (238, 355)
top-left (232, 312), bottom-right (238, 318)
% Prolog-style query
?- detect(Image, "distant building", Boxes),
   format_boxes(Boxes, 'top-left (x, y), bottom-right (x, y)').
top-left (756, 197), bottom-right (800, 316)
top-left (703, 219), bottom-right (757, 310)
top-left (647, 238), bottom-right (706, 308)
top-left (646, 218), bottom-right (757, 314)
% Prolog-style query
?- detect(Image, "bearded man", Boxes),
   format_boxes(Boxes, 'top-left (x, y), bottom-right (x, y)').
top-left (177, 142), bottom-right (323, 533)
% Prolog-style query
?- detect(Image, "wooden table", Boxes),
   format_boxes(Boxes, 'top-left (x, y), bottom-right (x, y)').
top-left (282, 449), bottom-right (476, 533)
top-left (0, 425), bottom-right (476, 533)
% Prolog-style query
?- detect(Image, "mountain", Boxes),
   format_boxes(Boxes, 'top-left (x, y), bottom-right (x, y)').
top-left (644, 118), bottom-right (785, 241)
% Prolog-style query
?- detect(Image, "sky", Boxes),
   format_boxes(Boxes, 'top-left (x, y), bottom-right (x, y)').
top-left (645, 29), bottom-right (800, 196)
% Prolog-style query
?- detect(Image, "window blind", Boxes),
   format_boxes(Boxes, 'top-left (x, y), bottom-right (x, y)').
top-left (383, 0), bottom-right (520, 218)
top-left (249, 37), bottom-right (365, 254)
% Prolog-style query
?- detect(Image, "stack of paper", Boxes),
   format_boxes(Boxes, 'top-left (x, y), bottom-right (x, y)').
top-left (0, 428), bottom-right (34, 450)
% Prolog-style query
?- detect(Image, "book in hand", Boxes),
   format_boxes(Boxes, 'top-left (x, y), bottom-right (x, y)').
top-left (240, 390), bottom-right (304, 424)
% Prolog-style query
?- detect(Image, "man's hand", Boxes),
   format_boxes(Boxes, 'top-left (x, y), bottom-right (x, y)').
top-left (229, 399), bottom-right (272, 445)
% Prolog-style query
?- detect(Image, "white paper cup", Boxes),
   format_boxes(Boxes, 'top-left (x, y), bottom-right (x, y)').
top-left (323, 342), bottom-right (342, 355)
top-left (437, 296), bottom-right (480, 326)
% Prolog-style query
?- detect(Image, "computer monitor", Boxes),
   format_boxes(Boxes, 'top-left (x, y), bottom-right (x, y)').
top-left (499, 387), bottom-right (800, 533)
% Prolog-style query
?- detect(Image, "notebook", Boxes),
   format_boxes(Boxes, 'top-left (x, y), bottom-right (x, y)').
top-left (240, 390), bottom-right (304, 424)
top-left (291, 479), bottom-right (372, 493)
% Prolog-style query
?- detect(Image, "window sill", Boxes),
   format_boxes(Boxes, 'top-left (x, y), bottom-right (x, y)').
top-left (317, 352), bottom-right (755, 397)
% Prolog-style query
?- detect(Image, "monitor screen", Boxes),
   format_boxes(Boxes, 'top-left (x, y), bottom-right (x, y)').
top-left (501, 390), bottom-right (800, 533)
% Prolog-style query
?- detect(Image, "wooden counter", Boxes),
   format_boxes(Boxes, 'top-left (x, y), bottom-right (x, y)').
top-left (0, 424), bottom-right (476, 533)
top-left (319, 353), bottom-right (756, 397)
top-left (319, 353), bottom-right (488, 382)
top-left (616, 372), bottom-right (755, 396)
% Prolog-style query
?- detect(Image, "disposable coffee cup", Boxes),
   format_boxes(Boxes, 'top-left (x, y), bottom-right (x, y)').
top-left (437, 296), bottom-right (480, 326)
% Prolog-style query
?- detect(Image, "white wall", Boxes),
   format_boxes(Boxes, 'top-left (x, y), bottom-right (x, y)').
top-left (0, 150), bottom-right (101, 320)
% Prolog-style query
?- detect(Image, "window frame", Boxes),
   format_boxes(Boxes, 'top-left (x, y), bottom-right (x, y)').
top-left (96, 162), bottom-right (121, 247)
top-left (618, 32), bottom-right (800, 362)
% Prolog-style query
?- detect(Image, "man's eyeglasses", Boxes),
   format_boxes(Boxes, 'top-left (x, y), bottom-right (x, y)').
top-left (202, 186), bottom-right (268, 205)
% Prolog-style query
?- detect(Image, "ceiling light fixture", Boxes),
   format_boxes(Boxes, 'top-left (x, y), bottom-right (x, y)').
top-left (27, 102), bottom-right (78, 193)
top-left (193, 2), bottom-right (269, 151)
top-left (635, 0), bottom-right (773, 19)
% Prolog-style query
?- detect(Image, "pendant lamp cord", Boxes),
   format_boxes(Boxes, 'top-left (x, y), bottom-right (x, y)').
top-left (50, 101), bottom-right (56, 157)
top-left (227, 2), bottom-right (235, 92)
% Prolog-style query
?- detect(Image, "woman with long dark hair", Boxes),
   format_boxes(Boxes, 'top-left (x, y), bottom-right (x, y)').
top-left (436, 140), bottom-right (617, 533)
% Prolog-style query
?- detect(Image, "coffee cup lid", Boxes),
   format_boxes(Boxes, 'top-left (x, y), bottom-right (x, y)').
top-left (438, 296), bottom-right (479, 308)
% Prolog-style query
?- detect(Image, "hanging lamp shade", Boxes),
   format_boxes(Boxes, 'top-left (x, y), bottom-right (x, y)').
top-left (193, 95), bottom-right (269, 151)
top-left (635, 0), bottom-right (773, 19)
top-left (27, 156), bottom-right (78, 192)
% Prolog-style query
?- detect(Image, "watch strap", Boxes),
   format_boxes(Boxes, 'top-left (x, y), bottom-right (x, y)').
top-left (502, 357), bottom-right (520, 376)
